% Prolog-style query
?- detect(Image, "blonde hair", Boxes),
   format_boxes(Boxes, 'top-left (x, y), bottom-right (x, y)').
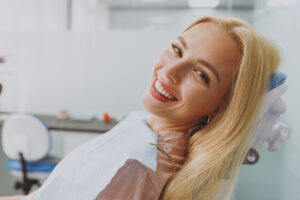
top-left (160, 16), bottom-right (281, 200)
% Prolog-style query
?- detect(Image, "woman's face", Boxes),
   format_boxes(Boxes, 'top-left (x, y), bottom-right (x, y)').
top-left (142, 22), bottom-right (241, 131)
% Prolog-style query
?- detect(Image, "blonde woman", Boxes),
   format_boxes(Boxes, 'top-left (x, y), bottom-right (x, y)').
top-left (1, 15), bottom-right (281, 200)
top-left (154, 16), bottom-right (281, 200)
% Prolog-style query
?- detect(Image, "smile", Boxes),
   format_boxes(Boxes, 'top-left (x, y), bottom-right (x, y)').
top-left (150, 78), bottom-right (178, 102)
top-left (155, 80), bottom-right (174, 99)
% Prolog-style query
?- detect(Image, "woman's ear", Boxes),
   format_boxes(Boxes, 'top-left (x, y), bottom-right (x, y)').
top-left (212, 109), bottom-right (218, 117)
top-left (208, 109), bottom-right (218, 122)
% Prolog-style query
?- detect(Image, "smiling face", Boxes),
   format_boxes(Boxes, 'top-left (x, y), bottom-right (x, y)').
top-left (142, 22), bottom-right (241, 132)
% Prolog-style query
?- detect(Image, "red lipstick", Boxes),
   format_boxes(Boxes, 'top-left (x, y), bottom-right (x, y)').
top-left (150, 78), bottom-right (178, 102)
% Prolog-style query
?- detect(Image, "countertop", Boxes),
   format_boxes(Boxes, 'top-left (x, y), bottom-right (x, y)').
top-left (0, 112), bottom-right (119, 133)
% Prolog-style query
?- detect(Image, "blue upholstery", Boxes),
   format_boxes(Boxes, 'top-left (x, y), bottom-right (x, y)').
top-left (268, 72), bottom-right (287, 91)
top-left (6, 158), bottom-right (57, 173)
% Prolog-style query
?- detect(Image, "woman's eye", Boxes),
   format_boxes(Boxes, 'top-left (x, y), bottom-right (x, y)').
top-left (171, 43), bottom-right (182, 57)
top-left (196, 70), bottom-right (210, 84)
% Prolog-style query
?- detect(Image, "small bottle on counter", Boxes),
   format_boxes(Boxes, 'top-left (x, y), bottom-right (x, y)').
top-left (56, 109), bottom-right (69, 120)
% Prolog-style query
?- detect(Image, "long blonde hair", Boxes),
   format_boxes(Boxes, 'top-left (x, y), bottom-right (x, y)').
top-left (160, 16), bottom-right (281, 200)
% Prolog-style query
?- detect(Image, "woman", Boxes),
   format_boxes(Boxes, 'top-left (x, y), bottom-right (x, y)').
top-left (153, 16), bottom-right (280, 200)
top-left (2, 15), bottom-right (280, 200)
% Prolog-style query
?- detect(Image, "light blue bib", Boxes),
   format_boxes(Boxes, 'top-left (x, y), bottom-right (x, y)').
top-left (34, 110), bottom-right (158, 200)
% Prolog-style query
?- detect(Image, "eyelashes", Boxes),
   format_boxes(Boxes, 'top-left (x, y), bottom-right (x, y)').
top-left (171, 43), bottom-right (182, 57)
top-left (195, 69), bottom-right (210, 84)
top-left (171, 43), bottom-right (210, 85)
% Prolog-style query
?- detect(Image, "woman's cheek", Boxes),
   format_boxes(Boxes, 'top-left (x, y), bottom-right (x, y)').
top-left (186, 87), bottom-right (211, 106)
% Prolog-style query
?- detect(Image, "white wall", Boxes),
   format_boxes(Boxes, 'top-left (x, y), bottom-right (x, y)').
top-left (0, 0), bottom-right (68, 31)
top-left (0, 31), bottom-right (178, 119)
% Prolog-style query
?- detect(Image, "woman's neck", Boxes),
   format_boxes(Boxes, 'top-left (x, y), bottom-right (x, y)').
top-left (146, 114), bottom-right (198, 134)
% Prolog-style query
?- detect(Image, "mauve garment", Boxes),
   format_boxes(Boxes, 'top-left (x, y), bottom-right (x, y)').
top-left (96, 129), bottom-right (188, 200)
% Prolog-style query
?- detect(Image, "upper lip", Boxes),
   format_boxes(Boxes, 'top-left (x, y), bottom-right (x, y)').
top-left (156, 75), bottom-right (178, 100)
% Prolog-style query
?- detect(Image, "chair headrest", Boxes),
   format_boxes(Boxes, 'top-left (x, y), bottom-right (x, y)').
top-left (268, 71), bottom-right (287, 91)
top-left (1, 114), bottom-right (51, 162)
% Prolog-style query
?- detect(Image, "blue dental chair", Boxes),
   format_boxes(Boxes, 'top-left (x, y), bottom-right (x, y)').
top-left (1, 114), bottom-right (59, 194)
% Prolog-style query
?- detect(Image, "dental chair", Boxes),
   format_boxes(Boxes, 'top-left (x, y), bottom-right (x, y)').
top-left (244, 71), bottom-right (288, 165)
top-left (1, 114), bottom-right (59, 194)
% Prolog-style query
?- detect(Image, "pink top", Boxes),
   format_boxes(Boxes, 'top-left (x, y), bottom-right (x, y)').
top-left (96, 130), bottom-right (189, 200)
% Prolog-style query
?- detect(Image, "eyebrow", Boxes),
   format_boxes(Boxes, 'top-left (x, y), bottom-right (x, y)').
top-left (177, 36), bottom-right (220, 83)
top-left (178, 36), bottom-right (188, 49)
top-left (197, 59), bottom-right (220, 83)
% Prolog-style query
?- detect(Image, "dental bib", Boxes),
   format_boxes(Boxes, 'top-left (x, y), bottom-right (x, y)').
top-left (33, 110), bottom-right (158, 200)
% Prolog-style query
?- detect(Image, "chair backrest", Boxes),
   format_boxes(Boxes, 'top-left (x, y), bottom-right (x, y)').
top-left (1, 114), bottom-right (51, 162)
top-left (250, 71), bottom-right (288, 152)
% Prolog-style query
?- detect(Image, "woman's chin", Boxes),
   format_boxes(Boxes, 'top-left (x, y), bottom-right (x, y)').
top-left (141, 89), bottom-right (161, 114)
top-left (141, 90), bottom-right (153, 112)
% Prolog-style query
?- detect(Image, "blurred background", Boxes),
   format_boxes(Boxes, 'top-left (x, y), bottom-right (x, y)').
top-left (0, 0), bottom-right (299, 199)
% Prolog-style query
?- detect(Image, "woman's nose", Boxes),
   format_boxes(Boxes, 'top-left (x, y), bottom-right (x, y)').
top-left (161, 61), bottom-right (186, 84)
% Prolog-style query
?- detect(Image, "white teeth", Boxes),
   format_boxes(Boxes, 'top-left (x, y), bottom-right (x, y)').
top-left (154, 80), bottom-right (173, 99)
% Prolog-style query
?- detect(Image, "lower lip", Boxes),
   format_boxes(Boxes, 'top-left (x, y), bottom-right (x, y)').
top-left (150, 79), bottom-right (177, 102)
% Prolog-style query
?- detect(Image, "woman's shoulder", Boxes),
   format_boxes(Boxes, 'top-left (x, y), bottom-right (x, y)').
top-left (96, 159), bottom-right (159, 200)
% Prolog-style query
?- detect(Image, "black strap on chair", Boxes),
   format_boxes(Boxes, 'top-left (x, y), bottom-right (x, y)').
top-left (14, 152), bottom-right (41, 195)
